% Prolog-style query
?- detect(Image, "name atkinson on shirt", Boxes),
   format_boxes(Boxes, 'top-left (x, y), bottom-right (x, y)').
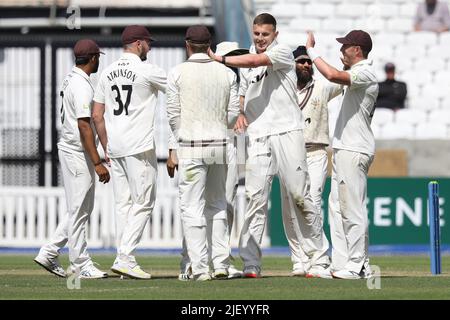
top-left (107, 69), bottom-right (137, 82)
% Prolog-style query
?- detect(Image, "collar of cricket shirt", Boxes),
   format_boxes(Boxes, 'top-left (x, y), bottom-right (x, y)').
top-left (265, 39), bottom-right (278, 53)
top-left (351, 58), bottom-right (373, 70)
top-left (72, 65), bottom-right (91, 82)
top-left (299, 78), bottom-right (315, 93)
top-left (188, 53), bottom-right (211, 61)
top-left (121, 52), bottom-right (144, 63)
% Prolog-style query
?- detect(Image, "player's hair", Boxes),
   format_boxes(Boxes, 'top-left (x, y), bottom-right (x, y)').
top-left (75, 57), bottom-right (90, 65)
top-left (361, 48), bottom-right (369, 59)
top-left (75, 54), bottom-right (97, 66)
top-left (186, 41), bottom-right (210, 54)
top-left (253, 13), bottom-right (277, 30)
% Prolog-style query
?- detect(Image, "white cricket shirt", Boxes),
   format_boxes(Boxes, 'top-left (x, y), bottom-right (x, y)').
top-left (239, 40), bottom-right (303, 138)
top-left (332, 59), bottom-right (379, 155)
top-left (298, 79), bottom-right (343, 147)
top-left (57, 66), bottom-right (95, 153)
top-left (94, 52), bottom-right (167, 158)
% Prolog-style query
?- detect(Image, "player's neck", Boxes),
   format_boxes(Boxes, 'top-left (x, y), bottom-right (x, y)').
top-left (76, 65), bottom-right (92, 76)
top-left (298, 82), bottom-right (307, 90)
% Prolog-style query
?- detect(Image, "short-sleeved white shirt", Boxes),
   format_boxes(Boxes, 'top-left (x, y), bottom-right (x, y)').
top-left (94, 52), bottom-right (167, 158)
top-left (240, 40), bottom-right (303, 138)
top-left (57, 66), bottom-right (94, 153)
top-left (332, 59), bottom-right (379, 155)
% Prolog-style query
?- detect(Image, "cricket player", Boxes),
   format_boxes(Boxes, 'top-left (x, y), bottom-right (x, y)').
top-left (209, 13), bottom-right (330, 278)
top-left (168, 42), bottom-right (248, 281)
top-left (92, 25), bottom-right (167, 279)
top-left (306, 30), bottom-right (379, 279)
top-left (280, 45), bottom-right (343, 277)
top-left (166, 26), bottom-right (240, 281)
top-left (34, 39), bottom-right (110, 279)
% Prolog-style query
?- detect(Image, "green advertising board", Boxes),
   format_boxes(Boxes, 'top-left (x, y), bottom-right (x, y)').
top-left (269, 178), bottom-right (449, 246)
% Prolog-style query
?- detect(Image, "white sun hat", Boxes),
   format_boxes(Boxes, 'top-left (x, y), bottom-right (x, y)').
top-left (215, 41), bottom-right (249, 56)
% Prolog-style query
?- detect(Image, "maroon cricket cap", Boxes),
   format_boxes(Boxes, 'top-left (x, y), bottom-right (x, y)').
top-left (336, 30), bottom-right (373, 53)
top-left (73, 39), bottom-right (104, 58)
top-left (185, 25), bottom-right (211, 44)
top-left (121, 25), bottom-right (155, 45)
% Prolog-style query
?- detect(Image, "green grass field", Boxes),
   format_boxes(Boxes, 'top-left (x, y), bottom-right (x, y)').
top-left (0, 255), bottom-right (449, 300)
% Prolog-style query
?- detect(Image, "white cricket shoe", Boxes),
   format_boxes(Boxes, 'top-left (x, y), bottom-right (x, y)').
top-left (332, 269), bottom-right (365, 280)
top-left (228, 265), bottom-right (243, 279)
top-left (34, 255), bottom-right (67, 278)
top-left (178, 272), bottom-right (192, 281)
top-left (194, 273), bottom-right (212, 281)
top-left (243, 265), bottom-right (261, 278)
top-left (212, 268), bottom-right (229, 280)
top-left (78, 264), bottom-right (108, 279)
top-left (291, 266), bottom-right (307, 277)
top-left (111, 261), bottom-right (151, 279)
top-left (306, 264), bottom-right (333, 279)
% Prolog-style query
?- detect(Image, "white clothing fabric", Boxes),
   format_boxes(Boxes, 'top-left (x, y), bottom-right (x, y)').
top-left (280, 148), bottom-right (329, 271)
top-left (328, 149), bottom-right (373, 273)
top-left (178, 159), bottom-right (229, 275)
top-left (39, 66), bottom-right (97, 270)
top-left (239, 130), bottom-right (329, 268)
top-left (332, 59), bottom-right (378, 156)
top-left (178, 135), bottom-right (239, 274)
top-left (38, 149), bottom-right (95, 270)
top-left (94, 52), bottom-right (167, 158)
top-left (111, 149), bottom-right (157, 260)
top-left (58, 66), bottom-right (95, 153)
top-left (167, 53), bottom-right (239, 276)
top-left (167, 53), bottom-right (239, 142)
top-left (240, 40), bottom-right (304, 138)
top-left (298, 79), bottom-right (343, 146)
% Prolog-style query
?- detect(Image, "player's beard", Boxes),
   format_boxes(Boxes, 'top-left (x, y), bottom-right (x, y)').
top-left (92, 59), bottom-right (99, 73)
top-left (140, 47), bottom-right (147, 61)
top-left (296, 68), bottom-right (313, 85)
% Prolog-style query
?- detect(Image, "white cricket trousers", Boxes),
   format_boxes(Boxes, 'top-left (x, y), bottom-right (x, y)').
top-left (38, 149), bottom-right (95, 270)
top-left (328, 149), bottom-right (373, 273)
top-left (111, 149), bottom-right (157, 263)
top-left (179, 158), bottom-right (230, 276)
top-left (280, 148), bottom-right (329, 271)
top-left (239, 130), bottom-right (329, 269)
top-left (179, 140), bottom-right (239, 274)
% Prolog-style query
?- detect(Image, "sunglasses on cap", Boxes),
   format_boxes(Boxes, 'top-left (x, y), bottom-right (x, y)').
top-left (296, 58), bottom-right (312, 65)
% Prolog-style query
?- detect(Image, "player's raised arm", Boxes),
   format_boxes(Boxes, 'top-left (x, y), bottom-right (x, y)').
top-left (208, 49), bottom-right (271, 68)
top-left (305, 31), bottom-right (351, 86)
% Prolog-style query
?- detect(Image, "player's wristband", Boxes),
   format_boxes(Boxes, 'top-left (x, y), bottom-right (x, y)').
top-left (94, 161), bottom-right (102, 166)
top-left (221, 55), bottom-right (226, 65)
top-left (306, 47), bottom-right (321, 62)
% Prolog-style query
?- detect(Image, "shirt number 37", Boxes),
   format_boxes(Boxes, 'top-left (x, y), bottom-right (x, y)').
top-left (111, 85), bottom-right (133, 116)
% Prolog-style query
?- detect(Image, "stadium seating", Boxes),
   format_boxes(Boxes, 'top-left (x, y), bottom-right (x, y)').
top-left (381, 122), bottom-right (415, 139)
top-left (415, 123), bottom-right (449, 139)
top-left (252, 0), bottom-right (450, 140)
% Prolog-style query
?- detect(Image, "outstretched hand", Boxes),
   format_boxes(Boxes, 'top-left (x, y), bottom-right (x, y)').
top-left (306, 31), bottom-right (315, 49)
